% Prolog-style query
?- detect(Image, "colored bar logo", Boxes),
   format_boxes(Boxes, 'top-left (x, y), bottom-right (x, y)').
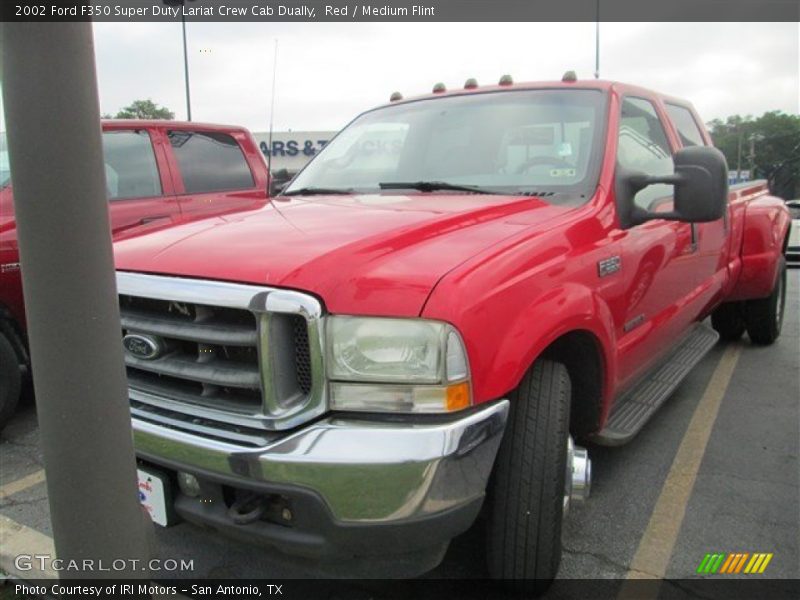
top-left (696, 552), bottom-right (773, 574)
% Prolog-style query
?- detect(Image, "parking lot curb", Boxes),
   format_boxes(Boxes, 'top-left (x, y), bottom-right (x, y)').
top-left (0, 514), bottom-right (56, 579)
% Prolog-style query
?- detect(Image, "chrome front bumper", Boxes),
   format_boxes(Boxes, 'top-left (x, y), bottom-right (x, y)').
top-left (133, 399), bottom-right (509, 525)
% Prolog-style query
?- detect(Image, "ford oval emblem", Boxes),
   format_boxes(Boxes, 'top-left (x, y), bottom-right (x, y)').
top-left (123, 334), bottom-right (163, 360)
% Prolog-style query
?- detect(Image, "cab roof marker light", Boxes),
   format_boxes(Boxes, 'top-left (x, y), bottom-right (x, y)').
top-left (498, 74), bottom-right (513, 86)
top-left (562, 70), bottom-right (578, 83)
top-left (464, 78), bottom-right (478, 89)
top-left (389, 91), bottom-right (403, 102)
top-left (432, 82), bottom-right (447, 94)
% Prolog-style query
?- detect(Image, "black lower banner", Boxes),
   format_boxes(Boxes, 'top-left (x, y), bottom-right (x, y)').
top-left (4, 578), bottom-right (800, 600)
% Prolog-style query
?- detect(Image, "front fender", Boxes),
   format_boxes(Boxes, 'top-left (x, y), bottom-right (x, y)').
top-left (488, 283), bottom-right (616, 404)
top-left (425, 279), bottom-right (617, 409)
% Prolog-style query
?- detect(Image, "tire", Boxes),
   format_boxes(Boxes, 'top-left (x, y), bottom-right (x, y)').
top-left (711, 301), bottom-right (746, 341)
top-left (745, 256), bottom-right (787, 345)
top-left (486, 360), bottom-right (570, 593)
top-left (0, 331), bottom-right (22, 432)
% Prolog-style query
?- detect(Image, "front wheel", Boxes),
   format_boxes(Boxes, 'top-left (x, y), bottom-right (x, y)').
top-left (485, 360), bottom-right (570, 592)
top-left (745, 256), bottom-right (787, 345)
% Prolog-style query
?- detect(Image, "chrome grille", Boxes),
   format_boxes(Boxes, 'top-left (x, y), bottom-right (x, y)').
top-left (292, 315), bottom-right (313, 395)
top-left (117, 272), bottom-right (326, 433)
top-left (130, 400), bottom-right (279, 448)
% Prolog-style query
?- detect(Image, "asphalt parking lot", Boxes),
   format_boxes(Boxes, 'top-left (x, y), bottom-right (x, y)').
top-left (1, 273), bottom-right (798, 598)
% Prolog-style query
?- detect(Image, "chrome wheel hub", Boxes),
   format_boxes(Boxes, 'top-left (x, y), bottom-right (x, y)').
top-left (775, 273), bottom-right (784, 328)
top-left (564, 436), bottom-right (591, 515)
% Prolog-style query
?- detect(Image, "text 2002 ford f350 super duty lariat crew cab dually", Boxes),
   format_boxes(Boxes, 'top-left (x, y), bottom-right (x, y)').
top-left (114, 76), bottom-right (790, 587)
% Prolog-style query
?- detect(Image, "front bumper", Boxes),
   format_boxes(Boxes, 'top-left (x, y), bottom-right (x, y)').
top-left (133, 399), bottom-right (509, 561)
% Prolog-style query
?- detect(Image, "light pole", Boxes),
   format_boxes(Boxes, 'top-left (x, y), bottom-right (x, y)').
top-left (748, 133), bottom-right (764, 179)
top-left (594, 0), bottom-right (600, 79)
top-left (164, 0), bottom-right (195, 121)
top-left (2, 21), bottom-right (152, 578)
top-left (181, 12), bottom-right (191, 120)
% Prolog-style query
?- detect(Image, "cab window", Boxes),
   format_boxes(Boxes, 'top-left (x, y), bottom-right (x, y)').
top-left (617, 97), bottom-right (674, 212)
top-left (102, 131), bottom-right (162, 200)
top-left (168, 131), bottom-right (254, 193)
top-left (665, 103), bottom-right (706, 148)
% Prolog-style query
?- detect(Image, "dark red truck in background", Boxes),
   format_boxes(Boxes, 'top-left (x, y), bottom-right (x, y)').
top-left (0, 120), bottom-right (269, 429)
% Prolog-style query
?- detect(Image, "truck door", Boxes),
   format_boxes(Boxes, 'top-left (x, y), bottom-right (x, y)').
top-left (663, 102), bottom-right (729, 306)
top-left (614, 96), bottom-right (699, 388)
top-left (102, 128), bottom-right (180, 235)
top-left (164, 129), bottom-right (267, 221)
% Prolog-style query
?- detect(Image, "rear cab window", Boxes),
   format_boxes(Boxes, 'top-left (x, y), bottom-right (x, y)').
top-left (102, 130), bottom-right (163, 200)
top-left (665, 103), bottom-right (707, 148)
top-left (168, 130), bottom-right (254, 193)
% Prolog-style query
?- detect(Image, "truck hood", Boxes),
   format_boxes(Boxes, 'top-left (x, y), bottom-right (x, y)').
top-left (114, 193), bottom-right (571, 316)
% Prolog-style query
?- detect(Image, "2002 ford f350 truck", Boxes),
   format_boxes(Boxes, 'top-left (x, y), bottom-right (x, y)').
top-left (113, 76), bottom-right (790, 587)
top-left (0, 120), bottom-right (269, 430)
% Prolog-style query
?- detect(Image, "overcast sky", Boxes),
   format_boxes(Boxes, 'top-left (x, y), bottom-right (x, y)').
top-left (2, 22), bottom-right (799, 133)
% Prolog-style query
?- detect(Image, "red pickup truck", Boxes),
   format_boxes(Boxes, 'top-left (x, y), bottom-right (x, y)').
top-left (112, 78), bottom-right (790, 587)
top-left (0, 120), bottom-right (269, 430)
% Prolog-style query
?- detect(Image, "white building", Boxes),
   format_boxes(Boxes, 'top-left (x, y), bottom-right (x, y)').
top-left (252, 131), bottom-right (337, 174)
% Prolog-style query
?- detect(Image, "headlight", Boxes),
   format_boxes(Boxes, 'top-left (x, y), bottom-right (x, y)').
top-left (326, 316), bottom-right (471, 413)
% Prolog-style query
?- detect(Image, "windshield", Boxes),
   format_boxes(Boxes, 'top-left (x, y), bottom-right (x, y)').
top-left (286, 89), bottom-right (607, 199)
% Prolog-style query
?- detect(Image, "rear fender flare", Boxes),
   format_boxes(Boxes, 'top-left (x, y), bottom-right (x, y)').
top-left (729, 199), bottom-right (791, 301)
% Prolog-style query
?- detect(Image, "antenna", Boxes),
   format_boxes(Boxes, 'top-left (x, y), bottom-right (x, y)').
top-left (267, 39), bottom-right (279, 174)
top-left (594, 0), bottom-right (600, 79)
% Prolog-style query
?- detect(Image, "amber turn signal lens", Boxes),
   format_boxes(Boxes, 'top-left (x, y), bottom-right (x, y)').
top-left (446, 382), bottom-right (471, 411)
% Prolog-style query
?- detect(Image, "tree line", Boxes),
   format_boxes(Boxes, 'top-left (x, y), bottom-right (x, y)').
top-left (707, 111), bottom-right (800, 200)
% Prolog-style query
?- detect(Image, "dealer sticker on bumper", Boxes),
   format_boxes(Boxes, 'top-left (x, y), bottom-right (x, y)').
top-left (137, 468), bottom-right (168, 526)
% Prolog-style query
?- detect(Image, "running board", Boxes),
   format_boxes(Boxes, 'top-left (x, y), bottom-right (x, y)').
top-left (592, 323), bottom-right (720, 446)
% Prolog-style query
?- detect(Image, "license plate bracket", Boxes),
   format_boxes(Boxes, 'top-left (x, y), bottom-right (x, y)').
top-left (137, 466), bottom-right (175, 527)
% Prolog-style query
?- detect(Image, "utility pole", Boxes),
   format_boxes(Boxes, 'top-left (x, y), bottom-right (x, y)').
top-left (594, 0), bottom-right (600, 79)
top-left (164, 0), bottom-right (195, 120)
top-left (736, 128), bottom-right (743, 182)
top-left (2, 22), bottom-right (151, 578)
top-left (267, 39), bottom-right (279, 174)
top-left (181, 13), bottom-right (192, 120)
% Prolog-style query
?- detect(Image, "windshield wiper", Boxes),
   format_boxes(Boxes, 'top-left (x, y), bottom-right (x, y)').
top-left (282, 187), bottom-right (354, 196)
top-left (379, 181), bottom-right (503, 195)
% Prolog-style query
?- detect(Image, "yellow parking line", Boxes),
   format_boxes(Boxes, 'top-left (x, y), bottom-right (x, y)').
top-left (618, 345), bottom-right (742, 598)
top-left (0, 469), bottom-right (45, 500)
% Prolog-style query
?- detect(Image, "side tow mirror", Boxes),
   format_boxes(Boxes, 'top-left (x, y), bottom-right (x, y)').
top-left (268, 168), bottom-right (291, 197)
top-left (618, 146), bottom-right (729, 227)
